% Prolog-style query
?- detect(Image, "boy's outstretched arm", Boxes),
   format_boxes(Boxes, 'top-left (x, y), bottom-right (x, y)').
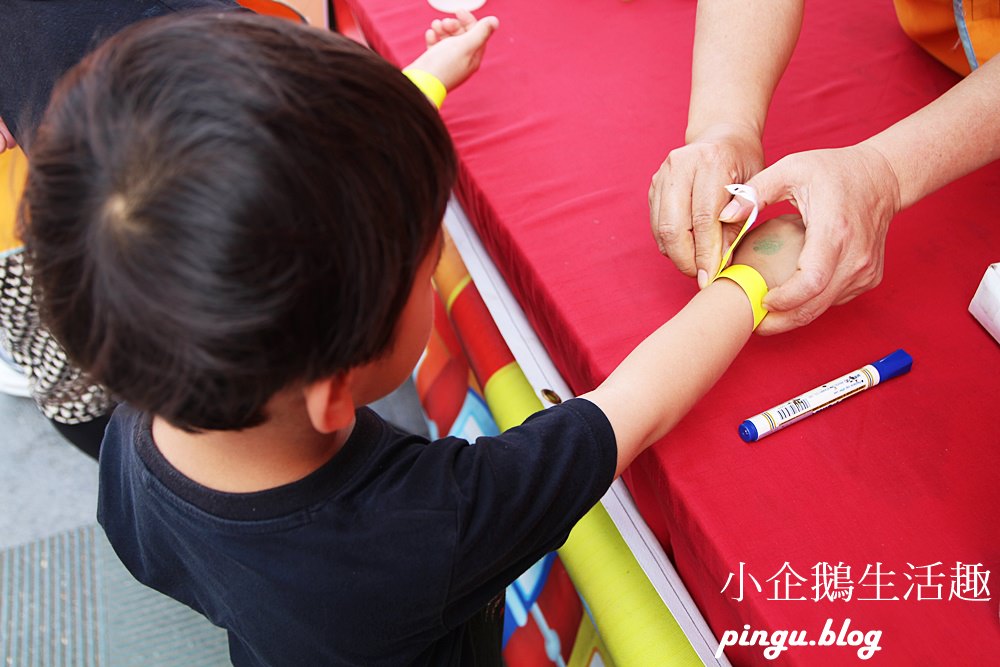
top-left (405, 10), bottom-right (499, 93)
top-left (581, 215), bottom-right (804, 477)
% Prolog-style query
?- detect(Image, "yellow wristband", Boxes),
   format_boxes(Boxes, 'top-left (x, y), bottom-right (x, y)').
top-left (402, 69), bottom-right (447, 109)
top-left (715, 264), bottom-right (769, 330)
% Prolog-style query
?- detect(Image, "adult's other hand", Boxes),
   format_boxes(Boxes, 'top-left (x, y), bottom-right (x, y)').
top-left (648, 122), bottom-right (764, 288)
top-left (721, 144), bottom-right (901, 334)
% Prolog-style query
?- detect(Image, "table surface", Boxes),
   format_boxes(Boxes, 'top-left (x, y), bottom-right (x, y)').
top-left (343, 1), bottom-right (1000, 664)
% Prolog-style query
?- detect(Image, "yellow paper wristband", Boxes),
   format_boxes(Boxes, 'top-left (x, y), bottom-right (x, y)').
top-left (402, 69), bottom-right (446, 109)
top-left (715, 264), bottom-right (769, 329)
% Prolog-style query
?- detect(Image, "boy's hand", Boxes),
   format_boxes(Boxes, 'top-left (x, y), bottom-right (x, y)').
top-left (731, 214), bottom-right (806, 327)
top-left (407, 10), bottom-right (499, 92)
top-left (0, 117), bottom-right (16, 153)
top-left (583, 216), bottom-right (804, 476)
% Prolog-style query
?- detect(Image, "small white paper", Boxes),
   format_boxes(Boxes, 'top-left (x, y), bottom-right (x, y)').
top-left (715, 183), bottom-right (761, 277)
top-left (428, 0), bottom-right (486, 12)
top-left (969, 263), bottom-right (1000, 344)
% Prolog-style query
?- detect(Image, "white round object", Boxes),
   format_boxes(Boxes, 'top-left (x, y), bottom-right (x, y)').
top-left (427, 1), bottom-right (486, 12)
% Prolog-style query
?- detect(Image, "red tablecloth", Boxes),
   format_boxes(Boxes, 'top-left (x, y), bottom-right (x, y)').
top-left (343, 1), bottom-right (1000, 664)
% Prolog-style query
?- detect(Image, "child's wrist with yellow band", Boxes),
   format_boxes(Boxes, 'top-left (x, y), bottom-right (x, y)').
top-left (714, 264), bottom-right (769, 330)
top-left (402, 69), bottom-right (446, 109)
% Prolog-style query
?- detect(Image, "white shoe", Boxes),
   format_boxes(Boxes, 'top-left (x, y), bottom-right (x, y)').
top-left (0, 346), bottom-right (30, 398)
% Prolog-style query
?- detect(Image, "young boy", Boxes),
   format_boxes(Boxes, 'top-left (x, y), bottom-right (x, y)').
top-left (22, 10), bottom-right (804, 666)
top-left (0, 0), bottom-right (495, 459)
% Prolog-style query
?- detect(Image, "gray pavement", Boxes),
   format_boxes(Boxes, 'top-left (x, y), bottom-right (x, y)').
top-left (0, 379), bottom-right (427, 551)
top-left (0, 393), bottom-right (98, 551)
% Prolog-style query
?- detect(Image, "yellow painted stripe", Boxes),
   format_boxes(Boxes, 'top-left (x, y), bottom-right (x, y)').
top-left (444, 274), bottom-right (472, 313)
top-left (441, 237), bottom-right (698, 663)
top-left (481, 361), bottom-right (542, 432)
top-left (560, 504), bottom-right (703, 666)
top-left (482, 359), bottom-right (702, 663)
top-left (567, 612), bottom-right (610, 667)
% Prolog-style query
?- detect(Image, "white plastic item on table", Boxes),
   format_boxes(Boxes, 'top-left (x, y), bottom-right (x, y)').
top-left (428, 1), bottom-right (486, 12)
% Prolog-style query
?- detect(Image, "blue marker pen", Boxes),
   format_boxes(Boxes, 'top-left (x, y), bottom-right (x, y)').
top-left (739, 349), bottom-right (913, 443)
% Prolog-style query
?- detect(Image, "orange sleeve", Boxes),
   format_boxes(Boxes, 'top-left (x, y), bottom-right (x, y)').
top-left (893, 0), bottom-right (1000, 75)
top-left (0, 148), bottom-right (27, 253)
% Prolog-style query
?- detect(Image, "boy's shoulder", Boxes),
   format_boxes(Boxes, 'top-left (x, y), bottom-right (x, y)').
top-left (96, 399), bottom-right (617, 663)
top-left (99, 397), bottom-right (616, 515)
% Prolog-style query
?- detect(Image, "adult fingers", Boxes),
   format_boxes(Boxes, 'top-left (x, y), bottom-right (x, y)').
top-left (690, 168), bottom-right (729, 286)
top-left (740, 157), bottom-right (801, 214)
top-left (757, 242), bottom-right (838, 335)
top-left (720, 218), bottom-right (742, 252)
top-left (717, 195), bottom-right (755, 224)
top-left (650, 156), bottom-right (697, 277)
top-left (829, 261), bottom-right (883, 306)
top-left (756, 292), bottom-right (834, 335)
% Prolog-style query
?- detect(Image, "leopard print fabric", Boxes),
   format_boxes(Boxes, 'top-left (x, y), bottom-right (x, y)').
top-left (0, 248), bottom-right (114, 423)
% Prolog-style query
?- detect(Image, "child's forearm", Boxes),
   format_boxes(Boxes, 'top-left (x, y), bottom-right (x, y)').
top-left (580, 279), bottom-right (754, 477)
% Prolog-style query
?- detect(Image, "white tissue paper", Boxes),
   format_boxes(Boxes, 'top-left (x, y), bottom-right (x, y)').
top-left (969, 263), bottom-right (1000, 344)
top-left (428, 1), bottom-right (486, 12)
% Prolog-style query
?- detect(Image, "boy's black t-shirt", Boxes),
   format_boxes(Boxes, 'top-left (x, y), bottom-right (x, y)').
top-left (98, 398), bottom-right (618, 666)
top-left (0, 0), bottom-right (239, 151)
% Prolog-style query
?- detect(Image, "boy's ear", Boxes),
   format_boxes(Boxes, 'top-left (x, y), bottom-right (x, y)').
top-left (303, 372), bottom-right (357, 434)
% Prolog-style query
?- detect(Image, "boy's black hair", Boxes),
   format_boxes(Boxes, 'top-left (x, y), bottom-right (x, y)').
top-left (22, 12), bottom-right (456, 431)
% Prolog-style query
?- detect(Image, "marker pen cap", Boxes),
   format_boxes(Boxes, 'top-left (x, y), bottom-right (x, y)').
top-left (738, 420), bottom-right (758, 443)
top-left (871, 349), bottom-right (913, 383)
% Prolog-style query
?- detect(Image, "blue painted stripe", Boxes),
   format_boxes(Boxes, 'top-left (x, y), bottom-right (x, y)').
top-left (954, 0), bottom-right (980, 71)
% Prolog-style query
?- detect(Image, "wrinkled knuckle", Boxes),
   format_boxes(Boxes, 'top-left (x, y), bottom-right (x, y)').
top-left (756, 320), bottom-right (784, 336)
top-left (867, 265), bottom-right (884, 289)
top-left (691, 210), bottom-right (716, 231)
top-left (848, 255), bottom-right (881, 288)
top-left (650, 166), bottom-right (669, 190)
top-left (798, 271), bottom-right (827, 297)
top-left (667, 253), bottom-right (698, 278)
top-left (790, 307), bottom-right (818, 328)
top-left (695, 142), bottom-right (717, 159)
top-left (657, 224), bottom-right (685, 247)
top-left (665, 146), bottom-right (684, 162)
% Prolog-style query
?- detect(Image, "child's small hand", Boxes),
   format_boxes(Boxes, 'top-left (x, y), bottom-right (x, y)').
top-left (0, 117), bottom-right (16, 154)
top-left (731, 214), bottom-right (805, 296)
top-left (407, 10), bottom-right (499, 93)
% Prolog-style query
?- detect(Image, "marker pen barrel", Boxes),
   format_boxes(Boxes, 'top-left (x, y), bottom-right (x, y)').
top-left (739, 349), bottom-right (913, 443)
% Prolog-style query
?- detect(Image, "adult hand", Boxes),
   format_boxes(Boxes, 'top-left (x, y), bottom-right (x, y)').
top-left (722, 144), bottom-right (901, 335)
top-left (648, 123), bottom-right (764, 288)
top-left (0, 116), bottom-right (15, 153)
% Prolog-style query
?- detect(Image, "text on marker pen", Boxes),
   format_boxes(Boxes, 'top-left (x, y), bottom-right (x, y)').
top-left (739, 349), bottom-right (913, 443)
